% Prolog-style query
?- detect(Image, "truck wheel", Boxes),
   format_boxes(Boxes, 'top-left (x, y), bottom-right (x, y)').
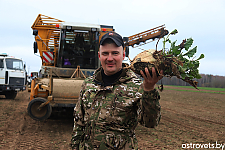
top-left (5, 91), bottom-right (17, 99)
top-left (27, 98), bottom-right (52, 121)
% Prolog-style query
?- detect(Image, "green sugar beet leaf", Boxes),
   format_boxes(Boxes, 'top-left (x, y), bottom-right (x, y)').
top-left (183, 46), bottom-right (197, 58)
top-left (169, 40), bottom-right (181, 56)
top-left (170, 29), bottom-right (178, 35)
top-left (173, 46), bottom-right (181, 56)
top-left (196, 54), bottom-right (205, 60)
top-left (184, 38), bottom-right (193, 51)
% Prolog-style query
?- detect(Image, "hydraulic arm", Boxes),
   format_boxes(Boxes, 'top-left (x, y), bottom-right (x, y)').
top-left (124, 24), bottom-right (168, 47)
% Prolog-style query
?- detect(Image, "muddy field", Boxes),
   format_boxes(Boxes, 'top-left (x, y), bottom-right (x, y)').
top-left (0, 86), bottom-right (224, 150)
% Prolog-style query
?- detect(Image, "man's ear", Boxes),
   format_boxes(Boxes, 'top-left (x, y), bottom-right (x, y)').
top-left (123, 48), bottom-right (125, 60)
top-left (98, 51), bottom-right (100, 59)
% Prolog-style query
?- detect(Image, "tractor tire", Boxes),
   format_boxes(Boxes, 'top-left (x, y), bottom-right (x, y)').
top-left (27, 97), bottom-right (52, 121)
top-left (5, 91), bottom-right (17, 99)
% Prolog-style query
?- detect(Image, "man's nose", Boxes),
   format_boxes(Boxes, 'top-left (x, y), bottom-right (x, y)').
top-left (107, 54), bottom-right (113, 61)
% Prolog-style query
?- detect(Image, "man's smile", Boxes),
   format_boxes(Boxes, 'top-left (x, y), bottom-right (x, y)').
top-left (106, 63), bottom-right (115, 67)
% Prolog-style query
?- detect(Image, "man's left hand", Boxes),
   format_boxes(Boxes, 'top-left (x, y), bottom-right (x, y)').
top-left (140, 67), bottom-right (163, 91)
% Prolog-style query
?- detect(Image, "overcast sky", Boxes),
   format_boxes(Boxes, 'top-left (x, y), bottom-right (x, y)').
top-left (0, 0), bottom-right (224, 76)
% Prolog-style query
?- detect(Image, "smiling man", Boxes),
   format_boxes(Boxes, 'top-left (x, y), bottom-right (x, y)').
top-left (98, 32), bottom-right (125, 76)
top-left (71, 31), bottom-right (162, 150)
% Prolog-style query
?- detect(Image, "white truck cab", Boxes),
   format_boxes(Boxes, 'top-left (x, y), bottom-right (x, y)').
top-left (0, 53), bottom-right (26, 99)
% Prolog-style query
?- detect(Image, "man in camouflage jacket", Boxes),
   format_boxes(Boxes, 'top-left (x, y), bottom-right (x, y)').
top-left (71, 32), bottom-right (162, 150)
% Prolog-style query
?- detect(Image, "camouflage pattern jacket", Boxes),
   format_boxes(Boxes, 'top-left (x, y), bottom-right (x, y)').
top-left (71, 68), bottom-right (161, 150)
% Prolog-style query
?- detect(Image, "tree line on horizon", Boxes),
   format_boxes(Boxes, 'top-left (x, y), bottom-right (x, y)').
top-left (158, 74), bottom-right (225, 88)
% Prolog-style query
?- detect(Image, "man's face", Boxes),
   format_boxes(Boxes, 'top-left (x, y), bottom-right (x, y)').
top-left (98, 43), bottom-right (125, 76)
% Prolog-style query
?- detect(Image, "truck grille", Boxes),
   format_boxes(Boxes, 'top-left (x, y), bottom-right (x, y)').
top-left (9, 77), bottom-right (24, 85)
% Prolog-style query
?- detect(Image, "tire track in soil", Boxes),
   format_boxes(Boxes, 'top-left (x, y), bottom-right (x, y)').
top-left (162, 107), bottom-right (225, 126)
top-left (15, 115), bottom-right (73, 150)
top-left (137, 142), bottom-right (162, 150)
top-left (3, 109), bottom-right (74, 149)
top-left (0, 91), bottom-right (73, 150)
top-left (161, 106), bottom-right (224, 140)
top-left (162, 116), bottom-right (208, 133)
top-left (9, 114), bottom-right (28, 150)
top-left (0, 98), bottom-right (30, 149)
top-left (3, 91), bottom-right (46, 150)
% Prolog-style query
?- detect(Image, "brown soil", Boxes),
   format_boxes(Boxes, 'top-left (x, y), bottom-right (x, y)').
top-left (0, 86), bottom-right (224, 150)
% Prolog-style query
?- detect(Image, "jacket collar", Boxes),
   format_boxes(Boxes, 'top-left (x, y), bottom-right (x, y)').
top-left (93, 67), bottom-right (136, 86)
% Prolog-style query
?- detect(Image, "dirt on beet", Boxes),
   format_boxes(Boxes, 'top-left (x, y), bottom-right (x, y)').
top-left (0, 86), bottom-right (224, 150)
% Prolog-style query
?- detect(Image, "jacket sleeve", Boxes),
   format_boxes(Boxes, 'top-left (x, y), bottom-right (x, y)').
top-left (71, 82), bottom-right (86, 149)
top-left (138, 88), bottom-right (161, 128)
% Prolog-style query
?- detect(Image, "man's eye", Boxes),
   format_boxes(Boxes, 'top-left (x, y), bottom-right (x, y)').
top-left (113, 52), bottom-right (119, 55)
top-left (102, 53), bottom-right (108, 56)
